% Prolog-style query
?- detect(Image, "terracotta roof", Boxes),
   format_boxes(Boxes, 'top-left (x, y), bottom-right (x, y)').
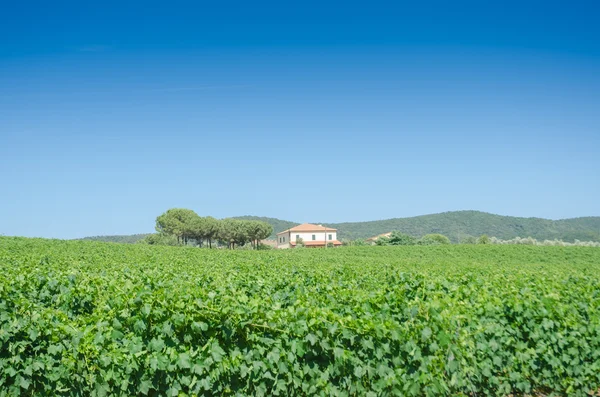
top-left (291, 240), bottom-right (342, 246)
top-left (277, 223), bottom-right (337, 234)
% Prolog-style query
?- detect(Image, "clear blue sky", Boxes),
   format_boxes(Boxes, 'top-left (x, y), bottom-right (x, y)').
top-left (1, 1), bottom-right (599, 239)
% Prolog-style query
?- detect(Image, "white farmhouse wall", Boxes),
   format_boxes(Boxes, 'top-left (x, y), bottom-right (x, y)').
top-left (276, 226), bottom-right (338, 249)
top-left (276, 232), bottom-right (291, 249)
top-left (292, 231), bottom-right (337, 243)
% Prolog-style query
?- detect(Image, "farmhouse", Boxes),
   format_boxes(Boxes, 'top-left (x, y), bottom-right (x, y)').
top-left (276, 223), bottom-right (342, 249)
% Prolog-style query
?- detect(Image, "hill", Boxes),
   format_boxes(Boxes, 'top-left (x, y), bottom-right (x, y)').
top-left (324, 211), bottom-right (600, 242)
top-left (78, 211), bottom-right (600, 243)
top-left (232, 216), bottom-right (297, 237)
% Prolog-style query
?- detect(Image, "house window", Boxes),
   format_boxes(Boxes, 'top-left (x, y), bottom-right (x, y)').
top-left (312, 235), bottom-right (316, 241)
top-left (328, 234), bottom-right (332, 240)
top-left (279, 237), bottom-right (281, 243)
top-left (283, 236), bottom-right (285, 243)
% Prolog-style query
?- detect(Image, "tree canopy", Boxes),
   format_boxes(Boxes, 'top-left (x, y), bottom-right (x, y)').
top-left (418, 234), bottom-right (451, 245)
top-left (81, 211), bottom-right (600, 244)
top-left (152, 209), bottom-right (273, 249)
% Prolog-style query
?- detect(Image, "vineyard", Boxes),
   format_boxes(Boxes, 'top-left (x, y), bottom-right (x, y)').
top-left (1, 237), bottom-right (600, 396)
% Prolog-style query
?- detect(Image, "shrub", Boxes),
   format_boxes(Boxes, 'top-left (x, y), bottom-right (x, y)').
top-left (489, 236), bottom-right (600, 247)
top-left (377, 231), bottom-right (417, 246)
top-left (459, 235), bottom-right (477, 244)
top-left (477, 234), bottom-right (490, 244)
top-left (418, 233), bottom-right (451, 245)
top-left (138, 233), bottom-right (180, 246)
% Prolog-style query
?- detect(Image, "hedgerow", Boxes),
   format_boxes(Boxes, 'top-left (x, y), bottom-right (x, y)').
top-left (1, 237), bottom-right (600, 396)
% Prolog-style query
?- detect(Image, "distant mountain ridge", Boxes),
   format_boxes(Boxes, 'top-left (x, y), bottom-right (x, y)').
top-left (79, 211), bottom-right (600, 243)
top-left (238, 211), bottom-right (600, 242)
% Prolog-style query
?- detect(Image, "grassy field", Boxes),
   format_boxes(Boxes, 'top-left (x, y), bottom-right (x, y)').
top-left (1, 237), bottom-right (600, 396)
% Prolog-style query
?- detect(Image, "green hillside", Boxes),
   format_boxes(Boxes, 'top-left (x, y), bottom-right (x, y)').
top-left (240, 211), bottom-right (600, 242)
top-left (232, 216), bottom-right (297, 237)
top-left (327, 211), bottom-right (600, 242)
top-left (78, 211), bottom-right (600, 243)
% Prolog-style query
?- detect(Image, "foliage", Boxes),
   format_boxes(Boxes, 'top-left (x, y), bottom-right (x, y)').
top-left (376, 231), bottom-right (417, 246)
top-left (459, 235), bottom-right (477, 244)
top-left (155, 208), bottom-right (199, 244)
top-left (477, 234), bottom-right (490, 244)
top-left (417, 234), bottom-right (451, 245)
top-left (153, 210), bottom-right (273, 249)
top-left (1, 237), bottom-right (600, 395)
top-left (138, 233), bottom-right (180, 246)
top-left (326, 211), bottom-right (600, 242)
top-left (344, 238), bottom-right (368, 246)
top-left (82, 211), bottom-right (600, 244)
top-left (231, 216), bottom-right (297, 239)
top-left (244, 220), bottom-right (273, 250)
top-left (489, 236), bottom-right (600, 247)
top-left (189, 216), bottom-right (220, 248)
top-left (78, 234), bottom-right (152, 244)
top-left (256, 243), bottom-right (273, 250)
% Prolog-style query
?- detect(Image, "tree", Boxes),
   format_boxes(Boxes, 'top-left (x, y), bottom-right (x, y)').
top-left (189, 215), bottom-right (208, 247)
top-left (155, 208), bottom-right (199, 244)
top-left (477, 234), bottom-right (490, 244)
top-left (217, 219), bottom-right (250, 249)
top-left (229, 220), bottom-right (273, 250)
top-left (377, 231), bottom-right (417, 246)
top-left (344, 238), bottom-right (368, 246)
top-left (154, 210), bottom-right (272, 250)
top-left (230, 220), bottom-right (244, 248)
top-left (245, 221), bottom-right (263, 249)
top-left (232, 220), bottom-right (252, 248)
top-left (375, 236), bottom-right (389, 246)
top-left (203, 217), bottom-right (220, 248)
top-left (217, 219), bottom-right (236, 249)
top-left (256, 222), bottom-right (273, 249)
top-left (459, 235), bottom-right (477, 244)
top-left (418, 234), bottom-right (451, 245)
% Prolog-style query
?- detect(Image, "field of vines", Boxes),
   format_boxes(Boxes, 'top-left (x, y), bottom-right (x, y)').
top-left (1, 237), bottom-right (600, 396)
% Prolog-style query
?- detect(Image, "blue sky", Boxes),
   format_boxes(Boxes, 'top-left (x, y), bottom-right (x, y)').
top-left (1, 1), bottom-right (599, 239)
